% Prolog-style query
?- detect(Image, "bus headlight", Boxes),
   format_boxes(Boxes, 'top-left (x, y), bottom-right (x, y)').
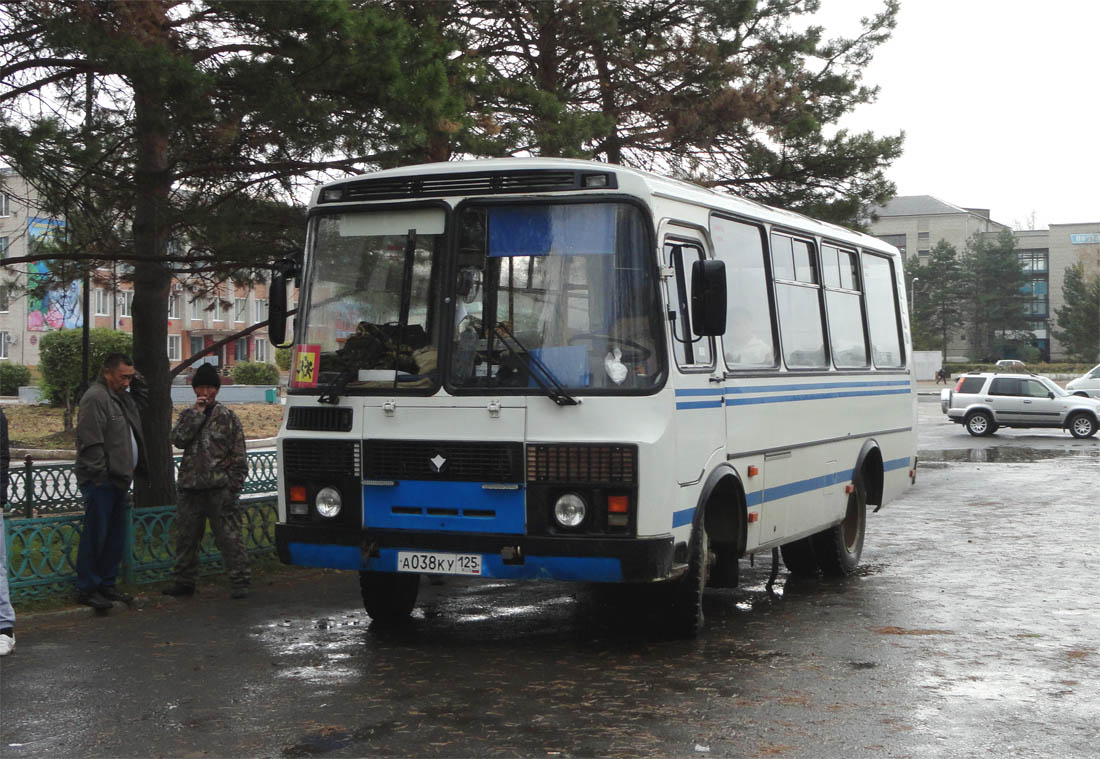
top-left (553, 493), bottom-right (587, 528)
top-left (315, 486), bottom-right (342, 518)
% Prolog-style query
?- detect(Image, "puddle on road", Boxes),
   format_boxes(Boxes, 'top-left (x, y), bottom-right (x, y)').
top-left (922, 446), bottom-right (1100, 463)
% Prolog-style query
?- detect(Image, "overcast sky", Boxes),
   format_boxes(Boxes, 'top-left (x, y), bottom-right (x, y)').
top-left (817, 0), bottom-right (1100, 230)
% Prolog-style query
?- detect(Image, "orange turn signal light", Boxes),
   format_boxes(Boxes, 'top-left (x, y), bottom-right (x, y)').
top-left (747, 465), bottom-right (759, 477)
top-left (607, 495), bottom-right (629, 514)
top-left (289, 485), bottom-right (308, 503)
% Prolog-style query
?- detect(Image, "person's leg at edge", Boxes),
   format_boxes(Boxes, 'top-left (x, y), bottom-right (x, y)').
top-left (0, 510), bottom-right (15, 655)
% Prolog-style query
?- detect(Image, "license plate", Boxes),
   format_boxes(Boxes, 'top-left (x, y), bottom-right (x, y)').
top-left (396, 551), bottom-right (483, 576)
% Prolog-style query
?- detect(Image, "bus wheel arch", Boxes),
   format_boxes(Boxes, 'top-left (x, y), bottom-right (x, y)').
top-left (699, 465), bottom-right (747, 589)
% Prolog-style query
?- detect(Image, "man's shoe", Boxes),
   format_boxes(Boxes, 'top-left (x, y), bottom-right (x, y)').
top-left (99, 587), bottom-right (134, 603)
top-left (0, 633), bottom-right (14, 656)
top-left (161, 584), bottom-right (195, 597)
top-left (76, 591), bottom-right (114, 610)
top-left (231, 587), bottom-right (249, 600)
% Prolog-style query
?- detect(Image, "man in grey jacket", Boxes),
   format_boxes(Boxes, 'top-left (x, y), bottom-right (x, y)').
top-left (74, 353), bottom-right (146, 610)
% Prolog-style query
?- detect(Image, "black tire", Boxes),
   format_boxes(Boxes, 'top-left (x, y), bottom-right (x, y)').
top-left (1067, 413), bottom-right (1098, 439)
top-left (780, 537), bottom-right (819, 577)
top-left (812, 476), bottom-right (867, 577)
top-left (667, 522), bottom-right (709, 638)
top-left (359, 571), bottom-right (419, 626)
top-left (965, 410), bottom-right (995, 437)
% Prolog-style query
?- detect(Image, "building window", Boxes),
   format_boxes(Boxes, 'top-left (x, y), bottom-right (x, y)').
top-left (0, 237), bottom-right (8, 259)
top-left (0, 193), bottom-right (9, 217)
top-left (253, 337), bottom-right (267, 362)
top-left (0, 331), bottom-right (8, 360)
top-left (253, 298), bottom-right (268, 324)
top-left (189, 335), bottom-right (204, 357)
top-left (168, 294), bottom-right (179, 319)
top-left (212, 296), bottom-right (224, 322)
top-left (875, 234), bottom-right (907, 263)
top-left (93, 288), bottom-right (109, 316)
top-left (189, 297), bottom-right (203, 321)
top-left (118, 290), bottom-right (133, 318)
top-left (1019, 249), bottom-right (1047, 273)
top-left (0, 285), bottom-right (9, 313)
top-left (235, 337), bottom-right (249, 361)
top-left (167, 334), bottom-right (181, 361)
top-left (234, 297), bottom-right (246, 323)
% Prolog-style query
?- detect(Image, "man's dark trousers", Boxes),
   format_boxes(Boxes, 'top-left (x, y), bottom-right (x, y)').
top-left (75, 482), bottom-right (129, 593)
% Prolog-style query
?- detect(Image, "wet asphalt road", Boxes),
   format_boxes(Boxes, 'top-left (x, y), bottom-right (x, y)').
top-left (2, 396), bottom-right (1098, 758)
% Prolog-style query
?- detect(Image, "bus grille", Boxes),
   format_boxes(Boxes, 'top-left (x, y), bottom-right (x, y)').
top-left (322, 169), bottom-right (617, 203)
top-left (362, 440), bottom-right (524, 483)
top-left (286, 406), bottom-right (353, 432)
top-left (527, 444), bottom-right (637, 484)
top-left (283, 439), bottom-right (360, 476)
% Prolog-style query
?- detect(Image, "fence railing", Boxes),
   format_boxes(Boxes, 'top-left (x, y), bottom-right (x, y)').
top-left (3, 449), bottom-right (278, 517)
top-left (4, 497), bottom-right (278, 601)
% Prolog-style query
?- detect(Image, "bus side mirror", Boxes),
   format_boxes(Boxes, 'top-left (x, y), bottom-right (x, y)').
top-left (269, 267), bottom-right (289, 346)
top-left (691, 259), bottom-right (726, 336)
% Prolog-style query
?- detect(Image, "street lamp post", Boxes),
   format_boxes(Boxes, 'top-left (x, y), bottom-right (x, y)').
top-left (911, 277), bottom-right (920, 328)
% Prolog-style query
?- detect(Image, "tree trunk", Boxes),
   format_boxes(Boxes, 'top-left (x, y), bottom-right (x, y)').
top-left (130, 76), bottom-right (176, 508)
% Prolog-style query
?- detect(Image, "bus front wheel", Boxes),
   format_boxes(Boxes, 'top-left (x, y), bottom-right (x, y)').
top-left (359, 571), bottom-right (419, 626)
top-left (812, 475), bottom-right (867, 577)
top-left (667, 522), bottom-right (709, 638)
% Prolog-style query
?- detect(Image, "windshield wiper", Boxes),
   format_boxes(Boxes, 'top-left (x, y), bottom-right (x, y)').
top-left (493, 322), bottom-right (578, 407)
top-left (318, 355), bottom-right (356, 405)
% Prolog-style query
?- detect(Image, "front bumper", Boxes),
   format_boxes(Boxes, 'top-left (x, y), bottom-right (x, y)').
top-left (275, 523), bottom-right (676, 583)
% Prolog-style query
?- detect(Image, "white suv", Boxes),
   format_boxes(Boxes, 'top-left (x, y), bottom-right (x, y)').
top-left (940, 371), bottom-right (1100, 438)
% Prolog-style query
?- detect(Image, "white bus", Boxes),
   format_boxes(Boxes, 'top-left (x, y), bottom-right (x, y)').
top-left (270, 158), bottom-right (917, 636)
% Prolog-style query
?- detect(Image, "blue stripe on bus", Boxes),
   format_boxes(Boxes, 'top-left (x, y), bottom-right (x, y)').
top-left (670, 461), bottom-right (917, 529)
top-left (725, 388), bottom-right (910, 406)
top-left (675, 399), bottom-right (724, 410)
top-left (368, 549), bottom-right (623, 582)
top-left (672, 507), bottom-right (695, 528)
top-left (288, 543), bottom-right (624, 582)
top-left (725, 380), bottom-right (911, 395)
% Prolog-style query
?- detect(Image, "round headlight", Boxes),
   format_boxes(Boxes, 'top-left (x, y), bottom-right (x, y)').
top-left (315, 486), bottom-right (342, 518)
top-left (553, 493), bottom-right (587, 528)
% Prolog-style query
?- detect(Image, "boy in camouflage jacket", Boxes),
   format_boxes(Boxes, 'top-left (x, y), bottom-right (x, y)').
top-left (164, 363), bottom-right (250, 599)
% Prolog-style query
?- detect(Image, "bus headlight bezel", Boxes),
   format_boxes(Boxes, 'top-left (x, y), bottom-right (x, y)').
top-left (315, 486), bottom-right (343, 518)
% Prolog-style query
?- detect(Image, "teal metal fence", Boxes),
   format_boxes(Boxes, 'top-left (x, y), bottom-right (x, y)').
top-left (3, 450), bottom-right (278, 517)
top-left (4, 497), bottom-right (278, 601)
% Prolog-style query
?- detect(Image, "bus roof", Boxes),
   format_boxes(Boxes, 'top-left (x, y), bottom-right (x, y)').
top-left (311, 157), bottom-right (896, 256)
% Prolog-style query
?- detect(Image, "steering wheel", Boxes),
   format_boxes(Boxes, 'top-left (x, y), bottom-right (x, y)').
top-left (567, 332), bottom-right (652, 362)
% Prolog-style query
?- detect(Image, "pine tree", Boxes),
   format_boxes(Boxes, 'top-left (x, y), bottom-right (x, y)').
top-left (1053, 262), bottom-right (1100, 362)
top-left (959, 230), bottom-right (1030, 361)
top-left (0, 0), bottom-right (466, 505)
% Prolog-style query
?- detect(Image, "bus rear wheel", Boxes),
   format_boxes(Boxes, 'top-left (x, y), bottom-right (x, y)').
top-left (359, 571), bottom-right (419, 626)
top-left (812, 476), bottom-right (866, 577)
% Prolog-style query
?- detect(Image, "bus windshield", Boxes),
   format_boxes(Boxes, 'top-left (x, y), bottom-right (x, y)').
top-left (296, 201), bottom-right (663, 395)
top-left (449, 202), bottom-right (663, 393)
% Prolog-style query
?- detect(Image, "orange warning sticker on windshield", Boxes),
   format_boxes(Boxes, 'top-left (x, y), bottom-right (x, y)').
top-left (292, 344), bottom-right (321, 388)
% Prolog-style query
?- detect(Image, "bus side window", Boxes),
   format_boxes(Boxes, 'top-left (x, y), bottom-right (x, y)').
top-left (861, 252), bottom-right (905, 368)
top-left (773, 233), bottom-right (827, 369)
top-left (665, 241), bottom-right (713, 369)
top-left (710, 216), bottom-right (777, 370)
top-left (823, 244), bottom-right (869, 368)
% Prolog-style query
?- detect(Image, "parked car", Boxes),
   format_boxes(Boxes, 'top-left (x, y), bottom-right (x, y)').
top-left (940, 371), bottom-right (1100, 438)
top-left (1065, 363), bottom-right (1100, 399)
top-left (995, 359), bottom-right (1026, 371)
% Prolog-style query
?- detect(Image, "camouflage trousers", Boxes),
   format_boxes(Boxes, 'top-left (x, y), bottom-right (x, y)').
top-left (172, 487), bottom-right (250, 589)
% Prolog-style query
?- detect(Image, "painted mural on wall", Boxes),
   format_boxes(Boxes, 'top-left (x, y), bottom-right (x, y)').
top-left (26, 216), bottom-right (82, 331)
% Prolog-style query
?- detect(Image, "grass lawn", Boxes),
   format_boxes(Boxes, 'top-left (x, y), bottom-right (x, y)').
top-left (6, 403), bottom-right (286, 450)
